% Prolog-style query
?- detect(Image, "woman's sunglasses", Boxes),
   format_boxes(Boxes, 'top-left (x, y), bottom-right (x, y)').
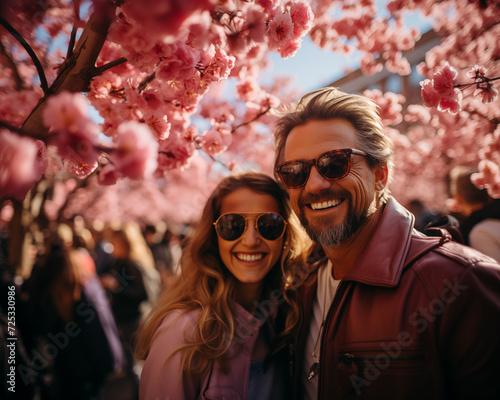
top-left (213, 212), bottom-right (287, 241)
top-left (276, 148), bottom-right (368, 189)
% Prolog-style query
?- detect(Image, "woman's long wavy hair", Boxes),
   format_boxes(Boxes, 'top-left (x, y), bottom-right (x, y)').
top-left (134, 171), bottom-right (310, 378)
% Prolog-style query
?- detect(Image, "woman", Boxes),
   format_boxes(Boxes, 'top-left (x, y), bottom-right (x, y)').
top-left (135, 172), bottom-right (309, 399)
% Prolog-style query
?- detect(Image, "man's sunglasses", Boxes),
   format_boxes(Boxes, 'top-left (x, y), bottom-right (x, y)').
top-left (213, 212), bottom-right (287, 241)
top-left (276, 148), bottom-right (368, 189)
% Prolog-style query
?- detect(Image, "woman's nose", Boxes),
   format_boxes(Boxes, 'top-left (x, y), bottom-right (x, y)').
top-left (241, 222), bottom-right (261, 246)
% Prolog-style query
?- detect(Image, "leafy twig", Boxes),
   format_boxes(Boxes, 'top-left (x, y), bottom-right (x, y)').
top-left (0, 17), bottom-right (49, 96)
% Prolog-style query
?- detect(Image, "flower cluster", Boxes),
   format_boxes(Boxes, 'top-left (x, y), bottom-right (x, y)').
top-left (0, 129), bottom-right (47, 200)
top-left (420, 63), bottom-right (463, 114)
top-left (421, 63), bottom-right (499, 114)
top-left (43, 91), bottom-right (101, 177)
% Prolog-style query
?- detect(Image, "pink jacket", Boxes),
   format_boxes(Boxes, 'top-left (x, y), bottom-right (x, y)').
top-left (140, 301), bottom-right (282, 400)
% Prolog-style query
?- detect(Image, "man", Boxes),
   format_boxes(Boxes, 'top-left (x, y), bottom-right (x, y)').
top-left (448, 165), bottom-right (500, 262)
top-left (273, 87), bottom-right (500, 399)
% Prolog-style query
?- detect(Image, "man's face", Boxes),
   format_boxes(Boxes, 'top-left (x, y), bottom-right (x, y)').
top-left (282, 119), bottom-right (383, 246)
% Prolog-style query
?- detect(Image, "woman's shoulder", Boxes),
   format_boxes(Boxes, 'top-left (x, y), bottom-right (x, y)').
top-left (153, 308), bottom-right (201, 342)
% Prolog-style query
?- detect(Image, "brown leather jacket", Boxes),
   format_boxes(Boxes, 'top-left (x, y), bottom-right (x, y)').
top-left (294, 198), bottom-right (500, 400)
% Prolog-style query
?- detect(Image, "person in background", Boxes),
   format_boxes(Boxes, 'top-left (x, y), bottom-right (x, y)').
top-left (407, 199), bottom-right (440, 232)
top-left (273, 86), bottom-right (500, 399)
top-left (135, 172), bottom-right (310, 400)
top-left (448, 165), bottom-right (500, 262)
top-left (100, 225), bottom-right (151, 393)
top-left (21, 224), bottom-right (118, 400)
top-left (143, 224), bottom-right (175, 288)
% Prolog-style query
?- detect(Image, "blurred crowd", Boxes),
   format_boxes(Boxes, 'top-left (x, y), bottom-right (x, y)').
top-left (0, 217), bottom-right (189, 400)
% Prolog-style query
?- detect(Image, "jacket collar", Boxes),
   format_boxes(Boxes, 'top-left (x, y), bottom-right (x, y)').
top-left (343, 197), bottom-right (414, 287)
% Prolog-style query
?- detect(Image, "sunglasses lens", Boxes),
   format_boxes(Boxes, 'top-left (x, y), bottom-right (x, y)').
top-left (216, 214), bottom-right (246, 241)
top-left (279, 161), bottom-right (309, 188)
top-left (257, 213), bottom-right (286, 240)
top-left (318, 151), bottom-right (350, 180)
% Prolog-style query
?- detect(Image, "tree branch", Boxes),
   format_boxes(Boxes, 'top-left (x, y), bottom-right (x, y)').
top-left (0, 17), bottom-right (49, 96)
top-left (231, 105), bottom-right (271, 133)
top-left (137, 72), bottom-right (156, 93)
top-left (67, 24), bottom-right (78, 59)
top-left (0, 119), bottom-right (56, 139)
top-left (193, 142), bottom-right (231, 171)
top-left (20, 7), bottom-right (116, 139)
top-left (92, 57), bottom-right (128, 76)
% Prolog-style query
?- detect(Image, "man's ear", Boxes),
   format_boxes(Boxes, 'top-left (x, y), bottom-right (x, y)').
top-left (374, 165), bottom-right (388, 191)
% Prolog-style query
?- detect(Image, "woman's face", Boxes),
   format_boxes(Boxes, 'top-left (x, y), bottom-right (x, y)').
top-left (216, 188), bottom-right (284, 291)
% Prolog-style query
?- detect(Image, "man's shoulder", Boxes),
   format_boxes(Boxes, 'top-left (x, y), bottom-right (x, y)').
top-left (408, 233), bottom-right (500, 281)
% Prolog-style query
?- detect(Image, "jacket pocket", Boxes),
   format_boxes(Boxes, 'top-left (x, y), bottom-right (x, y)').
top-left (336, 341), bottom-right (426, 396)
top-left (203, 387), bottom-right (241, 400)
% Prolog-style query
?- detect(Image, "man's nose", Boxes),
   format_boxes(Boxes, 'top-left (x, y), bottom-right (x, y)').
top-left (305, 166), bottom-right (331, 194)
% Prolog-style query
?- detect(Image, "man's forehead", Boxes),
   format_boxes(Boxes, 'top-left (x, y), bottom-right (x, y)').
top-left (284, 119), bottom-right (358, 160)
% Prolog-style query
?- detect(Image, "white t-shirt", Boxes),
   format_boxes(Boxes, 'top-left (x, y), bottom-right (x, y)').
top-left (302, 260), bottom-right (340, 400)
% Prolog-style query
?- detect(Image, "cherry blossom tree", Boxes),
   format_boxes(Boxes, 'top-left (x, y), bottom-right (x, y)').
top-left (0, 0), bottom-right (499, 273)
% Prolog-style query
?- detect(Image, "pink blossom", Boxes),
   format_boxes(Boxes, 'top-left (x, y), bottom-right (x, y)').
top-left (0, 129), bottom-right (47, 200)
top-left (208, 104), bottom-right (235, 125)
top-left (404, 105), bottom-right (431, 124)
top-left (363, 89), bottom-right (404, 125)
top-left (156, 58), bottom-right (183, 81)
top-left (200, 129), bottom-right (232, 156)
top-left (63, 158), bottom-right (99, 178)
top-left (145, 115), bottom-right (171, 141)
top-left (245, 4), bottom-right (268, 43)
top-left (268, 10), bottom-right (294, 48)
top-left (97, 163), bottom-right (120, 186)
top-left (420, 79), bottom-right (440, 108)
top-left (157, 131), bottom-right (197, 170)
top-left (471, 159), bottom-right (500, 198)
top-left (279, 39), bottom-right (302, 58)
top-left (467, 64), bottom-right (487, 80)
top-left (288, 0), bottom-right (314, 39)
top-left (474, 85), bottom-right (499, 104)
top-left (120, 0), bottom-right (214, 38)
top-left (437, 88), bottom-right (462, 114)
top-left (43, 91), bottom-right (101, 167)
top-left (111, 122), bottom-right (159, 180)
top-left (49, 123), bottom-right (101, 166)
top-left (43, 91), bottom-right (92, 133)
top-left (256, 0), bottom-right (275, 13)
top-left (432, 63), bottom-right (458, 97)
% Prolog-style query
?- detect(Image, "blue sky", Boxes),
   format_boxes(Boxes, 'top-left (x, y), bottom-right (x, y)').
top-left (263, 7), bottom-right (433, 94)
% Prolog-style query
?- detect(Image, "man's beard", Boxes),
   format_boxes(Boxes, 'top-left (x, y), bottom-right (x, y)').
top-left (298, 192), bottom-right (368, 247)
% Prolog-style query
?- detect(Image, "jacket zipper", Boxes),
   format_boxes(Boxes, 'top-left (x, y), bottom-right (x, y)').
top-left (338, 352), bottom-right (424, 364)
top-left (316, 279), bottom-right (345, 400)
